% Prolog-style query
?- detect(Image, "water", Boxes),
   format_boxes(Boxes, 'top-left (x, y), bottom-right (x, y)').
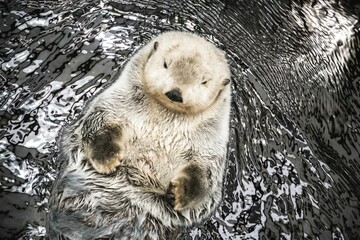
top-left (0, 0), bottom-right (359, 239)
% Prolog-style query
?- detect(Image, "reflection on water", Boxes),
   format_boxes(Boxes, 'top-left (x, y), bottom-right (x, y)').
top-left (0, 0), bottom-right (359, 239)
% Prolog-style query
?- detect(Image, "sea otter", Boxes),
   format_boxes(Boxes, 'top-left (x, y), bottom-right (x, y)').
top-left (48, 31), bottom-right (231, 240)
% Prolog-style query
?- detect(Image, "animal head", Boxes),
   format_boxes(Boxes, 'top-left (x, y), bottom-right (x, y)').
top-left (143, 32), bottom-right (231, 114)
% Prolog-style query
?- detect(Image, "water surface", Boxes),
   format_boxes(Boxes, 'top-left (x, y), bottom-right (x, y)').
top-left (0, 0), bottom-right (359, 239)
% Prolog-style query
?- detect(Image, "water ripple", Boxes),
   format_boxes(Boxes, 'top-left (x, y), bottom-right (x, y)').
top-left (0, 0), bottom-right (359, 239)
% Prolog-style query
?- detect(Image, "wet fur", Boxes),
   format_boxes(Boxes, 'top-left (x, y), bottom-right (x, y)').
top-left (48, 31), bottom-right (231, 239)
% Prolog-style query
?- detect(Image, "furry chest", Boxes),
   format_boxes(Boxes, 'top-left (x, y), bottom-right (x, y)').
top-left (124, 121), bottom-right (196, 179)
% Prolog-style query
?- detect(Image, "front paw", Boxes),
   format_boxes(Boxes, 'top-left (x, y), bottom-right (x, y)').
top-left (166, 164), bottom-right (207, 211)
top-left (88, 153), bottom-right (123, 174)
top-left (84, 123), bottom-right (126, 174)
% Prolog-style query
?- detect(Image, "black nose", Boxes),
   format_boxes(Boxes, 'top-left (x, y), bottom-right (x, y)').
top-left (165, 89), bottom-right (183, 103)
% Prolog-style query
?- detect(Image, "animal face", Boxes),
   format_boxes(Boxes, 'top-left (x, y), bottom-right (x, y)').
top-left (143, 32), bottom-right (231, 114)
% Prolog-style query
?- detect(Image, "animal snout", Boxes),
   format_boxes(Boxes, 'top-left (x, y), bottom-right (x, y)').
top-left (165, 89), bottom-right (183, 103)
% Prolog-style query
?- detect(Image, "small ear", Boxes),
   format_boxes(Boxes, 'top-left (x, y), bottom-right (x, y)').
top-left (148, 41), bottom-right (159, 60)
top-left (222, 79), bottom-right (230, 86)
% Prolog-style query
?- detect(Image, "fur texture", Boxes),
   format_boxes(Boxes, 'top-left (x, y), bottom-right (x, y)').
top-left (48, 31), bottom-right (231, 240)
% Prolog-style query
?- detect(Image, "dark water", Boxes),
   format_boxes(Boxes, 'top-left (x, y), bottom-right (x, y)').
top-left (0, 0), bottom-right (359, 239)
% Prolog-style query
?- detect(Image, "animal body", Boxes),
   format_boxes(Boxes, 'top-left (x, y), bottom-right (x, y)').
top-left (48, 31), bottom-right (231, 240)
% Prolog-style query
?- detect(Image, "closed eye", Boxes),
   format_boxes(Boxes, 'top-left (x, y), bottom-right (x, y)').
top-left (163, 61), bottom-right (168, 69)
top-left (201, 81), bottom-right (208, 85)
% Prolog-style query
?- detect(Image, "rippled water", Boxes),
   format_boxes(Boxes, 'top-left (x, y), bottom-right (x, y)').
top-left (0, 0), bottom-right (359, 239)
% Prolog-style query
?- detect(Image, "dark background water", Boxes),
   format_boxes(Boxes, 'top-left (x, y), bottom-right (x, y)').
top-left (0, 0), bottom-right (359, 239)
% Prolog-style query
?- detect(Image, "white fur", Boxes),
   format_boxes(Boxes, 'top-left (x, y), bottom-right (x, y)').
top-left (48, 31), bottom-right (231, 240)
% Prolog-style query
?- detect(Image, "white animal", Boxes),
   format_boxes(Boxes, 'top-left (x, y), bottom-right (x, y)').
top-left (48, 31), bottom-right (231, 240)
